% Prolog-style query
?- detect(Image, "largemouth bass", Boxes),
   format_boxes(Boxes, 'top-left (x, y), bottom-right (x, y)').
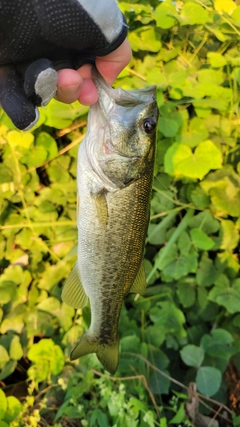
top-left (62, 70), bottom-right (158, 374)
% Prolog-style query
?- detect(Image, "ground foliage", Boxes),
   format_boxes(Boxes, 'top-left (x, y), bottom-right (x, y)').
top-left (0, 0), bottom-right (240, 426)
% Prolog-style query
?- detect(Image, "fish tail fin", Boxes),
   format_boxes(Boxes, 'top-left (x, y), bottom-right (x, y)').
top-left (96, 340), bottom-right (119, 375)
top-left (70, 333), bottom-right (119, 375)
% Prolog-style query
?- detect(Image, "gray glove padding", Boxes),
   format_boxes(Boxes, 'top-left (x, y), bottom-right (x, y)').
top-left (0, 0), bottom-right (128, 130)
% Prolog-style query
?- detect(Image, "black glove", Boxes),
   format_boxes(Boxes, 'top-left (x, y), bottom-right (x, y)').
top-left (0, 0), bottom-right (128, 130)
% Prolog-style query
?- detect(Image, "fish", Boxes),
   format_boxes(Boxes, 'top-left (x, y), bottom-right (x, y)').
top-left (62, 69), bottom-right (158, 374)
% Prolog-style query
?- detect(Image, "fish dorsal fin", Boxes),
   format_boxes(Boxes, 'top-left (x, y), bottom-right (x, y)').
top-left (62, 262), bottom-right (88, 309)
top-left (93, 192), bottom-right (108, 227)
top-left (129, 261), bottom-right (146, 295)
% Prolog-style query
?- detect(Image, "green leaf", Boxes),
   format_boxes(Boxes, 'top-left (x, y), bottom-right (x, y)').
top-left (207, 52), bottom-right (227, 68)
top-left (177, 281), bottom-right (196, 308)
top-left (150, 302), bottom-right (186, 339)
top-left (164, 140), bottom-right (222, 179)
top-left (201, 329), bottom-right (233, 359)
top-left (208, 281), bottom-right (240, 314)
top-left (163, 253), bottom-right (198, 280)
top-left (21, 146), bottom-right (48, 168)
top-left (28, 339), bottom-right (64, 380)
top-left (35, 132), bottom-right (58, 160)
top-left (196, 366), bottom-right (221, 397)
top-left (190, 228), bottom-right (215, 250)
top-left (180, 2), bottom-right (210, 25)
top-left (232, 6), bottom-right (240, 21)
top-left (180, 345), bottom-right (204, 368)
top-left (155, 0), bottom-right (177, 29)
top-left (0, 346), bottom-right (9, 370)
top-left (145, 325), bottom-right (165, 347)
top-left (168, 70), bottom-right (187, 89)
top-left (38, 261), bottom-right (70, 291)
top-left (97, 411), bottom-right (109, 427)
top-left (158, 117), bottom-right (179, 137)
top-left (0, 390), bottom-right (7, 420)
top-left (178, 231), bottom-right (192, 256)
top-left (121, 335), bottom-right (140, 353)
top-left (0, 282), bottom-right (16, 305)
top-left (0, 361), bottom-right (17, 381)
top-left (176, 117), bottom-right (209, 148)
top-left (9, 336), bottom-right (23, 361)
top-left (90, 409), bottom-right (108, 427)
top-left (220, 220), bottom-right (239, 251)
top-left (191, 187), bottom-right (210, 209)
top-left (198, 69), bottom-right (224, 85)
top-left (148, 209), bottom-right (194, 282)
top-left (189, 211), bottom-right (220, 235)
top-left (129, 27), bottom-right (161, 52)
top-left (196, 255), bottom-right (219, 287)
top-left (37, 297), bottom-right (61, 316)
top-left (0, 165), bottom-right (13, 184)
top-left (170, 403), bottom-right (185, 424)
top-left (4, 396), bottom-right (22, 424)
top-left (151, 190), bottom-right (175, 215)
top-left (149, 370), bottom-right (171, 395)
top-left (7, 131), bottom-right (34, 148)
top-left (211, 185), bottom-right (240, 217)
top-left (43, 99), bottom-right (88, 129)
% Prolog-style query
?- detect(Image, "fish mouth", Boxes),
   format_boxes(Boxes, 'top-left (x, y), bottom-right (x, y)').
top-left (92, 68), bottom-right (157, 114)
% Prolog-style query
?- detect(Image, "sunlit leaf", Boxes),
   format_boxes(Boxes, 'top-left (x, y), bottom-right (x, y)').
top-left (214, 0), bottom-right (237, 15)
top-left (7, 131), bottom-right (34, 148)
top-left (4, 396), bottom-right (22, 424)
top-left (180, 2), bottom-right (211, 25)
top-left (0, 390), bottom-right (7, 420)
top-left (155, 0), bottom-right (177, 29)
top-left (164, 140), bottom-right (222, 179)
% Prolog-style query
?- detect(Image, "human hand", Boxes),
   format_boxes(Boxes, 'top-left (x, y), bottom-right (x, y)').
top-left (56, 39), bottom-right (132, 106)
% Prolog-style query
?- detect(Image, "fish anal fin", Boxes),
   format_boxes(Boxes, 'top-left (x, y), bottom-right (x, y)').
top-left (62, 262), bottom-right (88, 309)
top-left (70, 333), bottom-right (119, 375)
top-left (129, 261), bottom-right (146, 296)
top-left (93, 192), bottom-right (108, 227)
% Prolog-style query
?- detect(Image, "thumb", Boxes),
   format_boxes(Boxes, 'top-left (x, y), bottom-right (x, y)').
top-left (95, 39), bottom-right (132, 86)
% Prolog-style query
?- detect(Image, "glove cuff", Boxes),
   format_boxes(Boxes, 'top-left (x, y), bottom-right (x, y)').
top-left (88, 14), bottom-right (128, 57)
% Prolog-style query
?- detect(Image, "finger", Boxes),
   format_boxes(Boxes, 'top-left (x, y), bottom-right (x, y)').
top-left (0, 65), bottom-right (38, 130)
top-left (78, 79), bottom-right (98, 106)
top-left (95, 39), bottom-right (132, 85)
top-left (77, 64), bottom-right (98, 105)
top-left (56, 69), bottom-right (83, 104)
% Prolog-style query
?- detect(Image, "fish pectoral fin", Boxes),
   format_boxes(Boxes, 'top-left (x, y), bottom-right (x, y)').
top-left (129, 261), bottom-right (146, 295)
top-left (70, 333), bottom-right (119, 375)
top-left (93, 192), bottom-right (108, 227)
top-left (62, 262), bottom-right (88, 309)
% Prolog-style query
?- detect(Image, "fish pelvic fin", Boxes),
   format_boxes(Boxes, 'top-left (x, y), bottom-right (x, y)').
top-left (70, 333), bottom-right (119, 375)
top-left (93, 192), bottom-right (108, 228)
top-left (62, 262), bottom-right (88, 309)
top-left (129, 261), bottom-right (146, 295)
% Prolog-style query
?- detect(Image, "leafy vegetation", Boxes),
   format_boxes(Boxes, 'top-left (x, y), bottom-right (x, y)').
top-left (0, 0), bottom-right (240, 425)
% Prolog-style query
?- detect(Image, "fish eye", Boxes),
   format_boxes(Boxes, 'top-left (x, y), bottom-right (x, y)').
top-left (142, 117), bottom-right (156, 134)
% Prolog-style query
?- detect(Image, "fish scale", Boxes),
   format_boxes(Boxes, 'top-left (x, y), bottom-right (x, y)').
top-left (62, 70), bottom-right (158, 374)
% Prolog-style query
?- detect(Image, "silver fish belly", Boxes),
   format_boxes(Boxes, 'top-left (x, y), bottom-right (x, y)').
top-left (62, 70), bottom-right (158, 374)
